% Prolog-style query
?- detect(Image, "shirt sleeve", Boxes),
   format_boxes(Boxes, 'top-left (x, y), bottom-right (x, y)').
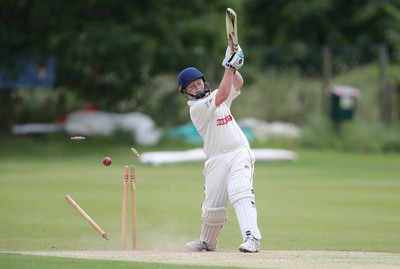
top-left (224, 85), bottom-right (240, 108)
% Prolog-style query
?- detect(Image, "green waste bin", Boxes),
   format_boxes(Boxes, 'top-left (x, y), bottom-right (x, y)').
top-left (328, 85), bottom-right (360, 122)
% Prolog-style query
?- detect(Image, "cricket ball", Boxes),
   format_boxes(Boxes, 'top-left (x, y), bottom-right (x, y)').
top-left (102, 157), bottom-right (112, 166)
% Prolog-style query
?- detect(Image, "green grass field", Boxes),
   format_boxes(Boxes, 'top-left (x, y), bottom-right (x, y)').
top-left (0, 136), bottom-right (399, 268)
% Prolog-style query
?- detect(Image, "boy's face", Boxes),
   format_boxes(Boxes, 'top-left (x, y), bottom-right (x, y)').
top-left (186, 78), bottom-right (204, 96)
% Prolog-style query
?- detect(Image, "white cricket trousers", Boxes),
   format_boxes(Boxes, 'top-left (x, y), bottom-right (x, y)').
top-left (202, 147), bottom-right (262, 240)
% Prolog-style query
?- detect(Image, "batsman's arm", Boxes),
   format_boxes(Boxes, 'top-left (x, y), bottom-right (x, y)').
top-left (215, 69), bottom-right (244, 106)
top-left (233, 70), bottom-right (244, 91)
top-left (216, 69), bottom-right (234, 106)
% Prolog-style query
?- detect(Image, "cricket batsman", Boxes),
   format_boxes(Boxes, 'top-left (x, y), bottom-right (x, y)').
top-left (177, 44), bottom-right (262, 253)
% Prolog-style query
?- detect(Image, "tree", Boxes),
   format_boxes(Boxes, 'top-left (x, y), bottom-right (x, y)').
top-left (0, 0), bottom-right (232, 130)
top-left (243, 0), bottom-right (400, 72)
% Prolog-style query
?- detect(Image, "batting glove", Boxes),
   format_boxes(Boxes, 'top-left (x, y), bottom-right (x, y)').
top-left (222, 45), bottom-right (244, 71)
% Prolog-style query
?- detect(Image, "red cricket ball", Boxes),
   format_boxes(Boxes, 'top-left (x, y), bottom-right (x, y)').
top-left (102, 156), bottom-right (112, 166)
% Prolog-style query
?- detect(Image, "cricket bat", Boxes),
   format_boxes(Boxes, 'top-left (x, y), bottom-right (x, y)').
top-left (226, 8), bottom-right (238, 52)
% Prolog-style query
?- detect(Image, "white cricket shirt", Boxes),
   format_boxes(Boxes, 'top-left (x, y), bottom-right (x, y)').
top-left (187, 85), bottom-right (250, 157)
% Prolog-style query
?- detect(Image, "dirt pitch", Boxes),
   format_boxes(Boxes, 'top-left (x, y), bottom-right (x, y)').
top-left (6, 250), bottom-right (400, 269)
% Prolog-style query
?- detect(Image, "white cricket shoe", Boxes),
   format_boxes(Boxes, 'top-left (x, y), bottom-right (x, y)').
top-left (186, 240), bottom-right (216, 251)
top-left (239, 235), bottom-right (260, 253)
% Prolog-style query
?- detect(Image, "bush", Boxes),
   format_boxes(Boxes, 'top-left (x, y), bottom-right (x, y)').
top-left (301, 114), bottom-right (400, 152)
top-left (12, 88), bottom-right (85, 123)
top-left (300, 114), bottom-right (337, 149)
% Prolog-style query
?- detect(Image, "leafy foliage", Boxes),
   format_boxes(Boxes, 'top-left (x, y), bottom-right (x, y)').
top-left (1, 0), bottom-right (400, 137)
top-left (0, 0), bottom-right (231, 109)
top-left (243, 0), bottom-right (400, 74)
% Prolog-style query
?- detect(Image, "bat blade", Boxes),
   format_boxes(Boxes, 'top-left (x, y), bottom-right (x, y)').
top-left (226, 8), bottom-right (238, 52)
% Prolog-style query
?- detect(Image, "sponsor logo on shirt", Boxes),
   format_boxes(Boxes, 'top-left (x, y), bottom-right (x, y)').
top-left (205, 98), bottom-right (213, 108)
top-left (216, 115), bottom-right (233, 126)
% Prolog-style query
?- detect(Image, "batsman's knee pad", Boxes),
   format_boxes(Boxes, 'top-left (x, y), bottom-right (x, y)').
top-left (202, 207), bottom-right (227, 226)
top-left (228, 175), bottom-right (254, 205)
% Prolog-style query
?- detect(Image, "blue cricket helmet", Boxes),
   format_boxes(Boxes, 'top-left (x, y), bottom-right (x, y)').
top-left (177, 67), bottom-right (205, 91)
